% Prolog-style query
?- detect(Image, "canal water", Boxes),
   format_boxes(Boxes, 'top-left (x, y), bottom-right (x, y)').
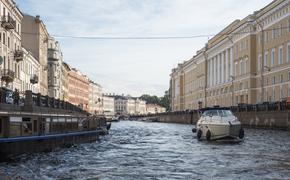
top-left (1, 121), bottom-right (290, 179)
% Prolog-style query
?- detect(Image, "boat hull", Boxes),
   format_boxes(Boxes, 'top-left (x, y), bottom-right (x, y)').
top-left (0, 130), bottom-right (102, 162)
top-left (197, 123), bottom-right (243, 141)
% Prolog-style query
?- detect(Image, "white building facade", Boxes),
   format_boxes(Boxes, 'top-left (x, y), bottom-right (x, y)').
top-left (114, 96), bottom-right (147, 115)
top-left (135, 98), bottom-right (146, 115)
top-left (146, 104), bottom-right (166, 114)
top-left (47, 37), bottom-right (63, 99)
top-left (89, 80), bottom-right (103, 115)
top-left (19, 47), bottom-right (39, 93)
top-left (103, 95), bottom-right (115, 118)
top-left (0, 0), bottom-right (23, 90)
top-left (114, 96), bottom-right (127, 115)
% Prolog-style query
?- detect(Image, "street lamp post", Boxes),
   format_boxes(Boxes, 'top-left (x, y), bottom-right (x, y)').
top-left (230, 75), bottom-right (235, 106)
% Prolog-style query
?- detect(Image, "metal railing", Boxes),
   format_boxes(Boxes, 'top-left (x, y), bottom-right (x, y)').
top-left (30, 92), bottom-right (86, 113)
top-left (14, 50), bottom-right (24, 62)
top-left (30, 74), bottom-right (39, 84)
top-left (131, 101), bottom-right (290, 118)
top-left (1, 16), bottom-right (16, 30)
top-left (1, 69), bottom-right (15, 82)
top-left (0, 89), bottom-right (87, 114)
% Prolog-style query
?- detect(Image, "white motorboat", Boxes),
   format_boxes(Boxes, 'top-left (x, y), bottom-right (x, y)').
top-left (194, 107), bottom-right (244, 141)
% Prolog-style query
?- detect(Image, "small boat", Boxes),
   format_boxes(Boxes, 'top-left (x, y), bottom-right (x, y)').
top-left (194, 107), bottom-right (244, 141)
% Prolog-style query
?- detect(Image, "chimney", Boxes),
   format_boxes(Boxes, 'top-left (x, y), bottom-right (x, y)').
top-left (35, 15), bottom-right (41, 23)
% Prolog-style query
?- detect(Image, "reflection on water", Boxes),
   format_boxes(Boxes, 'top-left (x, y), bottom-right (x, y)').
top-left (1, 121), bottom-right (290, 179)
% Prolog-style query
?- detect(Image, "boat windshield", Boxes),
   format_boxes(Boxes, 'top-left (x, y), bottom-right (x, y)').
top-left (219, 110), bottom-right (233, 117)
top-left (202, 110), bottom-right (218, 117)
top-left (202, 109), bottom-right (233, 117)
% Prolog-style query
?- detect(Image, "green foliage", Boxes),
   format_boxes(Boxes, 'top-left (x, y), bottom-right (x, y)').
top-left (160, 90), bottom-right (170, 111)
top-left (140, 90), bottom-right (170, 111)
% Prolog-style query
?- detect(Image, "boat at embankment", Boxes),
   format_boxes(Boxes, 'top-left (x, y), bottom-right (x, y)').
top-left (0, 90), bottom-right (109, 161)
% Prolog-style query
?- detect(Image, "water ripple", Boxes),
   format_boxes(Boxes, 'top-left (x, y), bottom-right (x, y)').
top-left (1, 121), bottom-right (290, 179)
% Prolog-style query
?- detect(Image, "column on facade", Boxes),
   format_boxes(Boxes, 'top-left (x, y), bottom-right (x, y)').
top-left (213, 57), bottom-right (217, 85)
top-left (225, 49), bottom-right (229, 82)
top-left (218, 54), bottom-right (221, 84)
top-left (216, 54), bottom-right (220, 84)
top-left (230, 47), bottom-right (233, 76)
top-left (207, 60), bottom-right (210, 87)
top-left (220, 53), bottom-right (222, 84)
top-left (216, 55), bottom-right (218, 85)
top-left (224, 51), bottom-right (226, 83)
top-left (221, 52), bottom-right (224, 83)
top-left (209, 60), bottom-right (211, 87)
top-left (214, 56), bottom-right (217, 85)
top-left (211, 58), bottom-right (214, 86)
top-left (212, 58), bottom-right (215, 86)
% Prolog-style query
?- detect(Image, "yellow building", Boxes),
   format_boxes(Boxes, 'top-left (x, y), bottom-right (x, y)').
top-left (170, 0), bottom-right (290, 111)
top-left (253, 0), bottom-right (290, 103)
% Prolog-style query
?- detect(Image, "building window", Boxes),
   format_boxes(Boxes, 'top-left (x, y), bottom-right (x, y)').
top-left (2, 33), bottom-right (5, 45)
top-left (288, 72), bottom-right (290, 81)
top-left (7, 37), bottom-right (10, 48)
top-left (17, 24), bottom-right (20, 34)
top-left (265, 32), bottom-right (269, 43)
top-left (279, 46), bottom-right (283, 65)
top-left (288, 20), bottom-right (290, 32)
top-left (288, 84), bottom-right (290, 97)
top-left (245, 59), bottom-right (248, 74)
top-left (279, 24), bottom-right (282, 37)
top-left (264, 52), bottom-right (268, 67)
top-left (271, 49), bottom-right (275, 67)
top-left (272, 76), bottom-right (276, 85)
top-left (280, 88), bottom-right (284, 99)
top-left (240, 60), bottom-right (243, 75)
top-left (258, 55), bottom-right (261, 71)
top-left (272, 88), bottom-right (275, 101)
top-left (281, 74), bottom-right (283, 83)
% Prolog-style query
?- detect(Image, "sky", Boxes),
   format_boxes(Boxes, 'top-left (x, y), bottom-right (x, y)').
top-left (15, 0), bottom-right (273, 97)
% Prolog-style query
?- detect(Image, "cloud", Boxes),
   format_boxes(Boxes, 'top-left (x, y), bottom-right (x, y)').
top-left (16, 0), bottom-right (273, 96)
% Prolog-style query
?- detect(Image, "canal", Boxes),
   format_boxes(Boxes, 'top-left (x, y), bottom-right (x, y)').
top-left (1, 121), bottom-right (290, 179)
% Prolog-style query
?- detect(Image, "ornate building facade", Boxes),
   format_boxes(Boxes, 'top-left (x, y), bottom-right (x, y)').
top-left (170, 0), bottom-right (290, 111)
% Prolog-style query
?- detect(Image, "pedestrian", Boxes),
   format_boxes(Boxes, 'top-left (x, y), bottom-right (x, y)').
top-left (13, 89), bottom-right (20, 105)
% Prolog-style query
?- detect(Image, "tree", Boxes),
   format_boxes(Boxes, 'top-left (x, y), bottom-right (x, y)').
top-left (140, 94), bottom-right (160, 105)
top-left (160, 90), bottom-right (170, 111)
top-left (140, 91), bottom-right (170, 111)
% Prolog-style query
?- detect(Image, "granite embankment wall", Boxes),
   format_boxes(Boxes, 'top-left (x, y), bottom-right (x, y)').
top-left (152, 110), bottom-right (290, 130)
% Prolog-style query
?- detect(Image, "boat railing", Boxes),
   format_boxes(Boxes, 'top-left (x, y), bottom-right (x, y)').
top-left (1, 115), bottom-right (106, 138)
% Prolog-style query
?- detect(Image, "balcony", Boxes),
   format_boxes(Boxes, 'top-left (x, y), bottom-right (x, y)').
top-left (14, 50), bottom-right (24, 62)
top-left (1, 16), bottom-right (16, 30)
top-left (1, 69), bottom-right (15, 83)
top-left (30, 74), bottom-right (39, 84)
top-left (48, 52), bottom-right (59, 61)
